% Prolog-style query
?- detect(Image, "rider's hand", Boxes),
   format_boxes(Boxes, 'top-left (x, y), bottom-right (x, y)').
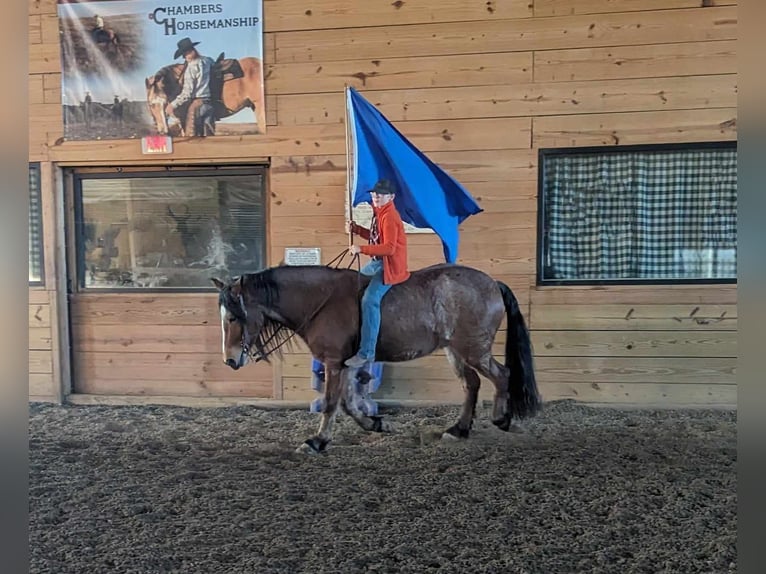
top-left (165, 103), bottom-right (174, 116)
top-left (349, 245), bottom-right (361, 255)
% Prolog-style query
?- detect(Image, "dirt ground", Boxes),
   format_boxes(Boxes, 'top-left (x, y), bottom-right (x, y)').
top-left (29, 400), bottom-right (736, 574)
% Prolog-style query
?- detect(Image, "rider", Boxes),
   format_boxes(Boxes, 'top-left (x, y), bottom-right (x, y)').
top-left (165, 37), bottom-right (216, 136)
top-left (345, 179), bottom-right (410, 368)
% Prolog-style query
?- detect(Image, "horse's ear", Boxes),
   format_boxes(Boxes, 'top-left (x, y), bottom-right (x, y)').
top-left (145, 76), bottom-right (153, 89)
top-left (230, 276), bottom-right (243, 297)
top-left (211, 278), bottom-right (225, 291)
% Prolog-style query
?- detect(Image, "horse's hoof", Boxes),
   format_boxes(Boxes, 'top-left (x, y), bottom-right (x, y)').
top-left (440, 431), bottom-right (460, 442)
top-left (492, 415), bottom-right (512, 432)
top-left (370, 416), bottom-right (394, 433)
top-left (443, 424), bottom-right (470, 439)
top-left (296, 437), bottom-right (328, 455)
top-left (296, 442), bottom-right (319, 455)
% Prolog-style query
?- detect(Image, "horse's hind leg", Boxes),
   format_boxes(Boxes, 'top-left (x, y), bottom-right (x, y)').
top-left (340, 369), bottom-right (393, 433)
top-left (298, 362), bottom-right (343, 455)
top-left (467, 353), bottom-right (511, 431)
top-left (442, 349), bottom-right (481, 439)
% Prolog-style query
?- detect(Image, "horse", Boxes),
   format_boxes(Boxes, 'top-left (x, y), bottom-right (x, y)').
top-left (91, 27), bottom-right (119, 50)
top-left (144, 56), bottom-right (266, 137)
top-left (212, 261), bottom-right (542, 454)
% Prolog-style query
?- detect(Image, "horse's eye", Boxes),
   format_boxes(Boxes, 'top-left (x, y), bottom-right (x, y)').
top-left (228, 317), bottom-right (237, 324)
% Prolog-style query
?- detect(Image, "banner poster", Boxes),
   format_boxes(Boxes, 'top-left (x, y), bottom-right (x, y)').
top-left (57, 0), bottom-right (265, 141)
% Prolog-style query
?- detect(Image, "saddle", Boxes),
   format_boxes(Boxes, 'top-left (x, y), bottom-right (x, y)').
top-left (210, 52), bottom-right (245, 118)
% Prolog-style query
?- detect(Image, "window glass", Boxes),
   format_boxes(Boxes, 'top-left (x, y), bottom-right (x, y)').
top-left (76, 170), bottom-right (267, 289)
top-left (539, 143), bottom-right (737, 284)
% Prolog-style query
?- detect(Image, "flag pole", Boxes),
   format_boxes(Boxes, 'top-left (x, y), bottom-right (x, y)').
top-left (344, 84), bottom-right (354, 248)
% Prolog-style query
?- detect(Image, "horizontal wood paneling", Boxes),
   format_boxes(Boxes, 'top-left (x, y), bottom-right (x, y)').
top-left (264, 0), bottom-right (533, 33)
top-left (74, 324), bottom-right (224, 354)
top-left (29, 373), bottom-right (54, 396)
top-left (267, 52), bottom-right (533, 94)
top-left (29, 302), bottom-right (50, 328)
top-left (29, 290), bottom-right (49, 305)
top-left (276, 75), bottom-right (737, 125)
top-left (533, 108), bottom-right (737, 147)
top-left (70, 294), bottom-right (218, 325)
top-left (29, 328), bottom-right (52, 351)
top-left (537, 382), bottom-right (736, 405)
top-left (69, 294), bottom-right (274, 398)
top-left (531, 305), bottom-right (737, 331)
top-left (73, 377), bottom-right (272, 398)
top-left (530, 286), bottom-right (737, 305)
top-left (532, 330), bottom-right (738, 357)
top-left (535, 357), bottom-right (735, 384)
top-left (534, 40), bottom-right (736, 83)
top-left (534, 0), bottom-right (736, 17)
top-left (283, 377), bottom-right (736, 406)
top-left (29, 350), bottom-right (53, 374)
top-left (73, 351), bottom-right (271, 383)
top-left (48, 116), bottom-right (530, 163)
top-left (273, 7), bottom-right (736, 63)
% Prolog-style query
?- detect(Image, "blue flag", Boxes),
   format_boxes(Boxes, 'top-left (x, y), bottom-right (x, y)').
top-left (346, 87), bottom-right (483, 263)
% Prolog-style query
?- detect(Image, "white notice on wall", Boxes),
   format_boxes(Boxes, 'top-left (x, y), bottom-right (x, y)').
top-left (284, 247), bottom-right (322, 266)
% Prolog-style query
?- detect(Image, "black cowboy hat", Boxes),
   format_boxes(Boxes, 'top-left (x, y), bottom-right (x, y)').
top-left (173, 37), bottom-right (200, 59)
top-left (367, 179), bottom-right (396, 195)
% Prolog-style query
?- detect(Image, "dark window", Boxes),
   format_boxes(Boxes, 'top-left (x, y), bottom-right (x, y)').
top-left (29, 163), bottom-right (44, 285)
top-left (538, 142), bottom-right (737, 285)
top-left (74, 167), bottom-right (268, 290)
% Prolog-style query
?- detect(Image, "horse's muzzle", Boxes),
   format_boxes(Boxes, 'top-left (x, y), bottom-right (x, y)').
top-left (225, 358), bottom-right (240, 370)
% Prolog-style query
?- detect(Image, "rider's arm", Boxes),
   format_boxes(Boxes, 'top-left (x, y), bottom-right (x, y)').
top-left (360, 217), bottom-right (398, 257)
top-left (350, 221), bottom-right (370, 241)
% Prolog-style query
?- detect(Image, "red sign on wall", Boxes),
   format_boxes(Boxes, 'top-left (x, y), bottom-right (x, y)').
top-left (141, 135), bottom-right (173, 154)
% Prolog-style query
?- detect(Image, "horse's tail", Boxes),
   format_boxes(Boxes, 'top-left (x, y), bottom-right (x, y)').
top-left (496, 281), bottom-right (542, 420)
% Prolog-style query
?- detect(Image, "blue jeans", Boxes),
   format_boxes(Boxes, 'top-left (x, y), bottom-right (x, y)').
top-left (358, 259), bottom-right (391, 359)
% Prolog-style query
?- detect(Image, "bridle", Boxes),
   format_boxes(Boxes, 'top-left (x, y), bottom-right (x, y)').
top-left (233, 248), bottom-right (361, 363)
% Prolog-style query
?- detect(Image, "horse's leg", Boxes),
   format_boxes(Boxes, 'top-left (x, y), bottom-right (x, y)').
top-left (339, 368), bottom-right (393, 433)
top-left (465, 353), bottom-right (512, 431)
top-left (442, 348), bottom-right (481, 440)
top-left (297, 362), bottom-right (344, 454)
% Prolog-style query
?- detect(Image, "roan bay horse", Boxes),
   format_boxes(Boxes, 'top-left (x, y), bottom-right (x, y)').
top-left (212, 262), bottom-right (542, 454)
top-left (145, 56), bottom-right (265, 136)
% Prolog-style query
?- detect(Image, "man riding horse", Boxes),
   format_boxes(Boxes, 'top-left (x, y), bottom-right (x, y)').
top-left (164, 37), bottom-right (217, 137)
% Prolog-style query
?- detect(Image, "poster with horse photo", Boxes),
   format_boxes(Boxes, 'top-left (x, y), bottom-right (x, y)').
top-left (57, 0), bottom-right (265, 140)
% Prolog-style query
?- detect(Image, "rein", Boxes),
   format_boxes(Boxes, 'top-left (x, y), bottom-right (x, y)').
top-left (240, 248), bottom-right (361, 363)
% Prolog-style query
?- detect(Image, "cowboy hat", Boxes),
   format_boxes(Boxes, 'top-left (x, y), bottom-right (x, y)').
top-left (173, 37), bottom-right (200, 59)
top-left (367, 179), bottom-right (396, 195)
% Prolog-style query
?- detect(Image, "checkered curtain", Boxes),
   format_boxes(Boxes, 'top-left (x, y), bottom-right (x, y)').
top-left (542, 148), bottom-right (737, 281)
top-left (29, 164), bottom-right (43, 282)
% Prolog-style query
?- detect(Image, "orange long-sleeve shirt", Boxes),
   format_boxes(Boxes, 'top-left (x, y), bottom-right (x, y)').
top-left (357, 202), bottom-right (410, 285)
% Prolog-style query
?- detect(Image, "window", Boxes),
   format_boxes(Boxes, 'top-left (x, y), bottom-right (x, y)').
top-left (74, 167), bottom-right (267, 290)
top-left (538, 142), bottom-right (737, 285)
top-left (29, 163), bottom-right (44, 285)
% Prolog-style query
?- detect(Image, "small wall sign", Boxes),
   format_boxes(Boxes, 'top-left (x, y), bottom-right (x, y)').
top-left (141, 135), bottom-right (173, 155)
top-left (284, 247), bottom-right (321, 266)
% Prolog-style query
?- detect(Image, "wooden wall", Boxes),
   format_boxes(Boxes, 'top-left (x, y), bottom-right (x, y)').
top-left (29, 0), bottom-right (737, 406)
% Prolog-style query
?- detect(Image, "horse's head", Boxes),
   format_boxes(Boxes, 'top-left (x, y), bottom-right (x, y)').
top-left (212, 276), bottom-right (268, 370)
top-left (145, 65), bottom-right (183, 135)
